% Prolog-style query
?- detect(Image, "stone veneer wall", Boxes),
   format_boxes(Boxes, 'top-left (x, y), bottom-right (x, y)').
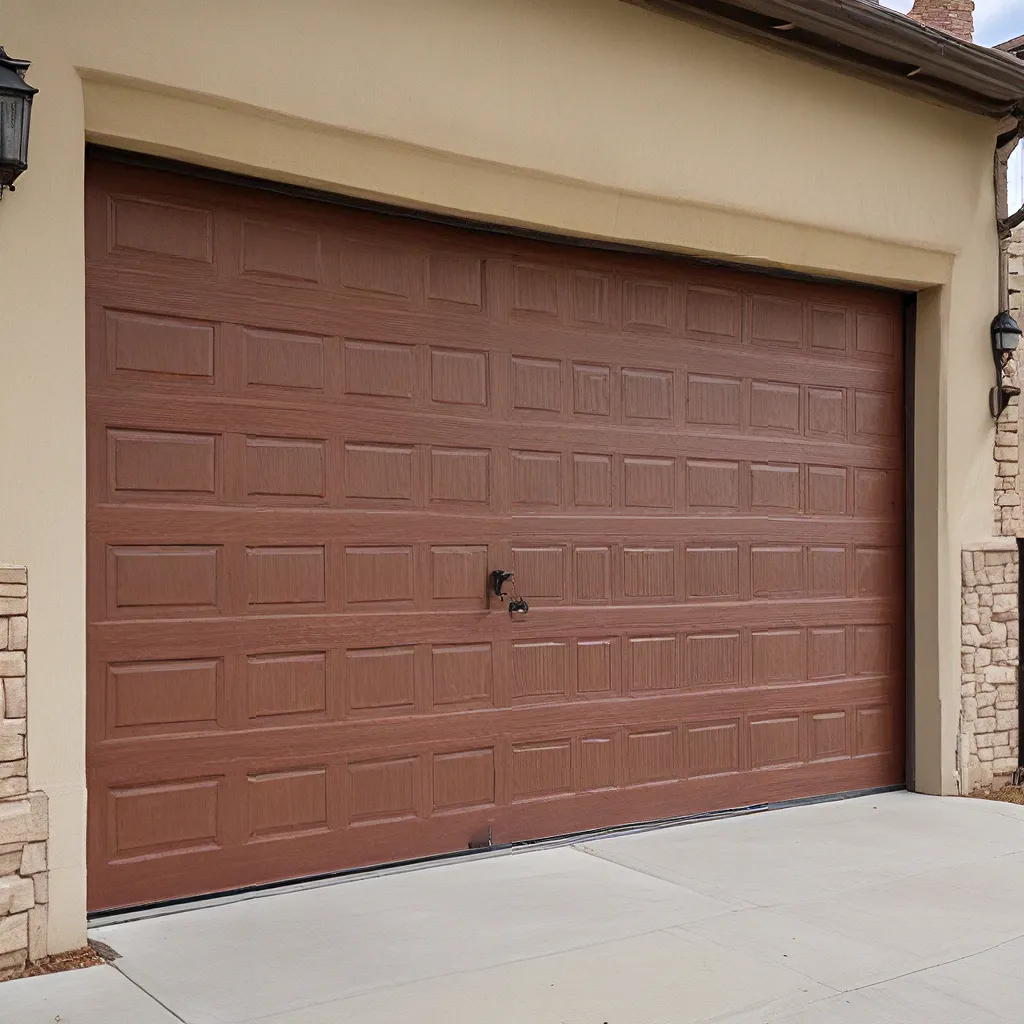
top-left (1001, 223), bottom-right (1024, 539)
top-left (960, 542), bottom-right (1020, 791)
top-left (0, 568), bottom-right (48, 979)
top-left (958, 222), bottom-right (1024, 792)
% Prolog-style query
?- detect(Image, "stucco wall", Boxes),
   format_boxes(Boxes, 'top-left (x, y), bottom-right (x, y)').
top-left (0, 0), bottom-right (1003, 949)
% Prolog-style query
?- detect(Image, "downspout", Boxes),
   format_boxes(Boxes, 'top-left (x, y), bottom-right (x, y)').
top-left (995, 109), bottom-right (1024, 284)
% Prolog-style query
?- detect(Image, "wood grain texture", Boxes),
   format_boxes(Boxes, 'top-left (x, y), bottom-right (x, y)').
top-left (86, 157), bottom-right (905, 910)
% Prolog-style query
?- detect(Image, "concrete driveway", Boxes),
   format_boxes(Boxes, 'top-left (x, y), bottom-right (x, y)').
top-left (4, 791), bottom-right (1024, 1023)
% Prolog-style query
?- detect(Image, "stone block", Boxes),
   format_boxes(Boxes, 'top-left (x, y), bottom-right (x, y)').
top-left (963, 607), bottom-right (980, 626)
top-left (32, 872), bottom-right (46, 904)
top-left (984, 665), bottom-right (1015, 684)
top-left (962, 625), bottom-right (983, 646)
top-left (962, 550), bottom-right (974, 573)
top-left (974, 551), bottom-right (986, 570)
top-left (3, 679), bottom-right (24, 718)
top-left (0, 731), bottom-right (23, 761)
top-left (0, 793), bottom-right (47, 846)
top-left (978, 746), bottom-right (995, 761)
top-left (997, 710), bottom-right (1017, 730)
top-left (976, 716), bottom-right (996, 732)
top-left (0, 653), bottom-right (24, 677)
top-left (0, 875), bottom-right (34, 915)
top-left (979, 592), bottom-right (994, 608)
top-left (994, 757), bottom-right (1019, 774)
top-left (976, 732), bottom-right (998, 748)
top-left (994, 446), bottom-right (1017, 462)
top-left (962, 652), bottom-right (975, 671)
top-left (0, 913), bottom-right (26, 955)
top-left (986, 549), bottom-right (1020, 563)
top-left (0, 600), bottom-right (26, 617)
top-left (964, 569), bottom-right (977, 587)
top-left (0, 569), bottom-right (26, 585)
top-left (964, 591), bottom-right (979, 606)
top-left (27, 906), bottom-right (45, 961)
top-left (975, 649), bottom-right (992, 668)
top-left (3, 719), bottom-right (25, 736)
top-left (0, 621), bottom-right (6, 651)
top-left (8, 618), bottom-right (26, 651)
top-left (0, 760), bottom-right (27, 780)
top-left (0, 948), bottom-right (26, 980)
top-left (0, 778), bottom-right (28, 799)
top-left (978, 689), bottom-right (997, 708)
top-left (979, 705), bottom-right (996, 718)
top-left (20, 842), bottom-right (45, 876)
top-left (997, 494), bottom-right (1021, 506)
top-left (0, 585), bottom-right (26, 599)
top-left (997, 683), bottom-right (1018, 702)
top-left (992, 583), bottom-right (1016, 594)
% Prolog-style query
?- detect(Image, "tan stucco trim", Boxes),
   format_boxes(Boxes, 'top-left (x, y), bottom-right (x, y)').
top-left (83, 75), bottom-right (975, 802)
top-left (0, 0), bottom-right (1005, 951)
top-left (82, 75), bottom-right (955, 291)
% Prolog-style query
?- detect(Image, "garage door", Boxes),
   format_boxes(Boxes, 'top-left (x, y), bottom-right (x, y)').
top-left (86, 155), bottom-right (905, 911)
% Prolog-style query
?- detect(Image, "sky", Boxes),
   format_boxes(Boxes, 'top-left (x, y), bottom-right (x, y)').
top-left (881, 1), bottom-right (1024, 210)
top-left (880, 0), bottom-right (1022, 46)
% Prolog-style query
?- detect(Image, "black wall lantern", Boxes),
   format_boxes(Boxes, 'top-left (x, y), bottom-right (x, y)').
top-left (990, 311), bottom-right (1023, 418)
top-left (0, 46), bottom-right (36, 197)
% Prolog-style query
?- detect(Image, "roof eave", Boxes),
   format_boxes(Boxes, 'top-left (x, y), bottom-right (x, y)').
top-left (625, 0), bottom-right (1024, 117)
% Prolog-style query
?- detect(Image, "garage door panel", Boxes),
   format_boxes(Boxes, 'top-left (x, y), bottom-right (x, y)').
top-left (89, 538), bottom-right (899, 623)
top-left (87, 158), bottom-right (904, 910)
top-left (90, 288), bottom-right (905, 407)
top-left (89, 405), bottom-right (902, 485)
top-left (89, 605), bottom-right (902, 666)
top-left (86, 732), bottom-right (901, 907)
top-left (87, 675), bottom-right (900, 774)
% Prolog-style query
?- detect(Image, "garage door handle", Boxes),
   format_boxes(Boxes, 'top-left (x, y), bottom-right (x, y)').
top-left (491, 569), bottom-right (529, 616)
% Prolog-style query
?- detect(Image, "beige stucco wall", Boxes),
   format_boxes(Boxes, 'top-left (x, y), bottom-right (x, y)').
top-left (0, 0), bottom-right (1003, 950)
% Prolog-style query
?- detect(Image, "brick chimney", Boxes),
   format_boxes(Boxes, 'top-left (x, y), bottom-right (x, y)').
top-left (908, 0), bottom-right (974, 42)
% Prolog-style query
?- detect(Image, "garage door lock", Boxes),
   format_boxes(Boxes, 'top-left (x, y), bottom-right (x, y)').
top-left (490, 569), bottom-right (529, 617)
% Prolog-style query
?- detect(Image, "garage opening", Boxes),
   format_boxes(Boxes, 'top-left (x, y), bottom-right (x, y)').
top-left (86, 153), bottom-right (905, 911)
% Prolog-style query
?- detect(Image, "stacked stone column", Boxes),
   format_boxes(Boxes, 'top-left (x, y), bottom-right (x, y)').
top-left (0, 568), bottom-right (48, 978)
top-left (960, 542), bottom-right (1020, 791)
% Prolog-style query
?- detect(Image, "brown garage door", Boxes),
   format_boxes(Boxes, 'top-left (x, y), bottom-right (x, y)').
top-left (86, 155), bottom-right (905, 911)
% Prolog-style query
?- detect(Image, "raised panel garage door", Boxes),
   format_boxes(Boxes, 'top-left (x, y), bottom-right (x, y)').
top-left (86, 155), bottom-right (905, 910)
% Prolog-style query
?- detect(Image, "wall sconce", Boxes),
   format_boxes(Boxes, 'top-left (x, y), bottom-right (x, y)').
top-left (0, 46), bottom-right (37, 197)
top-left (990, 311), bottom-right (1022, 418)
